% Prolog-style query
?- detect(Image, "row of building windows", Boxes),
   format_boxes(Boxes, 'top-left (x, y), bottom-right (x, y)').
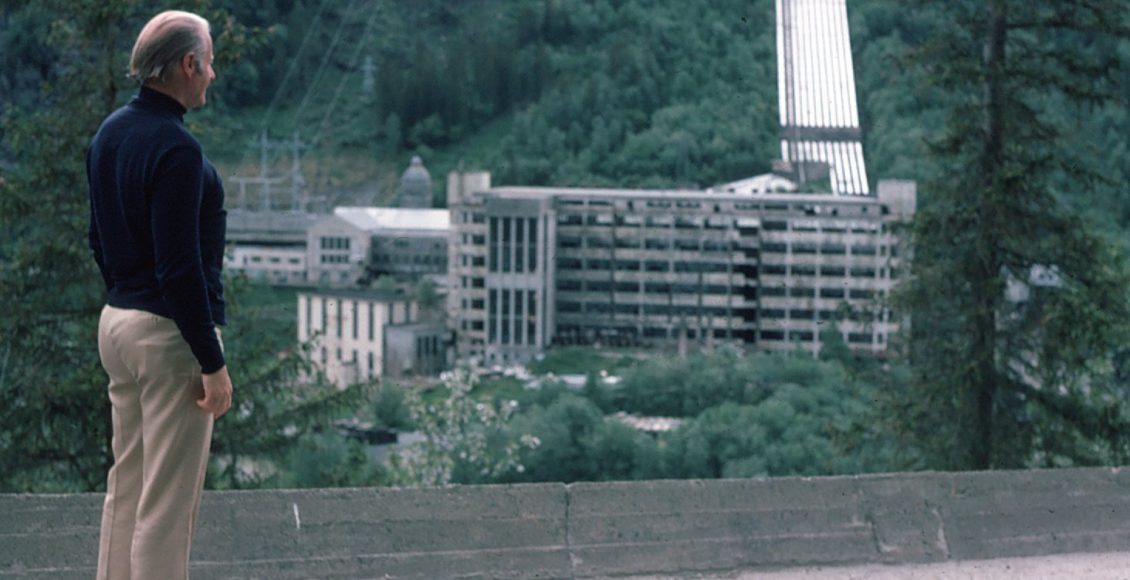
top-left (416, 335), bottom-right (442, 357)
top-left (459, 255), bottom-right (487, 267)
top-left (487, 288), bottom-right (538, 346)
top-left (461, 298), bottom-right (486, 310)
top-left (320, 236), bottom-right (350, 250)
top-left (761, 264), bottom-right (900, 278)
top-left (554, 324), bottom-right (738, 341)
top-left (557, 258), bottom-right (730, 273)
top-left (558, 198), bottom-right (880, 215)
top-left (318, 347), bottom-right (379, 377)
top-left (760, 308), bottom-right (885, 321)
top-left (761, 242), bottom-right (895, 257)
top-left (304, 297), bottom-right (408, 341)
top-left (320, 254), bottom-right (350, 264)
top-left (558, 213), bottom-right (885, 233)
top-left (372, 253), bottom-right (446, 266)
top-left (458, 211), bottom-right (487, 224)
top-left (559, 236), bottom-right (733, 253)
top-left (557, 279), bottom-right (732, 295)
top-left (762, 219), bottom-right (881, 233)
top-left (488, 217), bottom-right (539, 274)
top-left (759, 330), bottom-right (879, 344)
top-left (244, 256), bottom-right (303, 265)
top-left (761, 286), bottom-right (883, 299)
top-left (558, 302), bottom-right (735, 317)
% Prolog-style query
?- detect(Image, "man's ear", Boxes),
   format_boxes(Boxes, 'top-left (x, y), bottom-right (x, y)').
top-left (180, 52), bottom-right (197, 77)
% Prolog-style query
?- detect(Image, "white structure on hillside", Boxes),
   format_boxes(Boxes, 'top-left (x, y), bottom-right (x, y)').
top-left (306, 207), bottom-right (450, 287)
top-left (297, 289), bottom-right (414, 386)
top-left (224, 209), bottom-right (318, 285)
top-left (776, 0), bottom-right (869, 195)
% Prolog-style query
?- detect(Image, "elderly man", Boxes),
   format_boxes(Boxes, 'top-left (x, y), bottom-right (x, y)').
top-left (87, 10), bottom-right (233, 579)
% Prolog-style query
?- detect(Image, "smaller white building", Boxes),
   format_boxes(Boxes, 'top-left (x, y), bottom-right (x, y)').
top-left (306, 207), bottom-right (450, 287)
top-left (297, 289), bottom-right (419, 387)
top-left (225, 245), bottom-right (307, 285)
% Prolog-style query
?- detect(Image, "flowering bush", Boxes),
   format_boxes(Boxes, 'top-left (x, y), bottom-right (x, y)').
top-left (391, 369), bottom-right (539, 486)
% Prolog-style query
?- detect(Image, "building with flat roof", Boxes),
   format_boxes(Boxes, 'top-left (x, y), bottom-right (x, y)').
top-left (306, 207), bottom-right (449, 287)
top-left (446, 172), bottom-right (914, 365)
top-left (297, 288), bottom-right (446, 386)
top-left (225, 209), bottom-right (318, 285)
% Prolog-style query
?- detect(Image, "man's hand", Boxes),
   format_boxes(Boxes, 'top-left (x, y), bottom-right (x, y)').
top-left (198, 366), bottom-right (233, 419)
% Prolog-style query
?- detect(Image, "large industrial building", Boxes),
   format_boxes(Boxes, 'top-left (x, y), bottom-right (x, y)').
top-left (445, 173), bottom-right (914, 365)
top-left (444, 0), bottom-right (914, 366)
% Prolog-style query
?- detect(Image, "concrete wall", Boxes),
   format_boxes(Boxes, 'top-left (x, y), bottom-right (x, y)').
top-left (5, 467), bottom-right (1130, 578)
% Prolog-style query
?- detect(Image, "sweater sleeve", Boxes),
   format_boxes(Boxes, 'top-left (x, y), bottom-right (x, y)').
top-left (150, 144), bottom-right (226, 374)
top-left (86, 149), bottom-right (113, 292)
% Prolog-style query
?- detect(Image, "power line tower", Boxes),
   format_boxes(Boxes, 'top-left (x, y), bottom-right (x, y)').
top-left (361, 55), bottom-right (376, 97)
top-left (230, 130), bottom-right (310, 212)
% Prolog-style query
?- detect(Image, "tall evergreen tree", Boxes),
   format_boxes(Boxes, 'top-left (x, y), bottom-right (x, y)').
top-left (0, 0), bottom-right (133, 492)
top-left (0, 2), bottom-right (349, 492)
top-left (896, 0), bottom-right (1130, 469)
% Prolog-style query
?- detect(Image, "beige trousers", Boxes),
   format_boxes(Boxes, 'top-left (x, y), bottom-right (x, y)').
top-left (96, 305), bottom-right (217, 580)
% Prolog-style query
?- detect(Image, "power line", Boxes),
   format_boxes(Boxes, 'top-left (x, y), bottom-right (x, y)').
top-left (308, 0), bottom-right (383, 148)
top-left (294, 0), bottom-right (363, 123)
top-left (234, 0), bottom-right (335, 176)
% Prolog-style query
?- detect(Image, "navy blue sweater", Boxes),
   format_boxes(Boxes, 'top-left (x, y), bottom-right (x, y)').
top-left (87, 87), bottom-right (226, 374)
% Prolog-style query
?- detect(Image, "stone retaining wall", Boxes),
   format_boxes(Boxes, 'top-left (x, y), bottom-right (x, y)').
top-left (3, 467), bottom-right (1130, 578)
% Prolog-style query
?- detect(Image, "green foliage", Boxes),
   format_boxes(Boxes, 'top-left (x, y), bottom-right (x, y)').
top-left (527, 346), bottom-right (637, 376)
top-left (614, 347), bottom-right (851, 418)
top-left (0, 3), bottom-right (349, 493)
top-left (391, 369), bottom-right (537, 486)
top-left (891, 0), bottom-right (1130, 470)
top-left (277, 432), bottom-right (387, 489)
top-left (505, 394), bottom-right (606, 483)
top-left (372, 382), bottom-right (415, 431)
top-left (666, 382), bottom-right (883, 479)
top-left (498, 349), bottom-right (906, 483)
top-left (208, 277), bottom-right (375, 490)
top-left (0, 0), bottom-right (135, 492)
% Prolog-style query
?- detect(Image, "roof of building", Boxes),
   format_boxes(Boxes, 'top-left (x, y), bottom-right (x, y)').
top-left (227, 209), bottom-right (320, 243)
top-left (333, 207), bottom-right (450, 232)
top-left (297, 287), bottom-right (412, 303)
top-left (486, 185), bottom-right (880, 205)
top-left (708, 173), bottom-right (798, 195)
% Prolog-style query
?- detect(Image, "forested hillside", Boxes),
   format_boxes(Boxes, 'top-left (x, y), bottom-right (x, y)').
top-left (2, 0), bottom-right (1130, 490)
top-left (3, 0), bottom-right (1129, 223)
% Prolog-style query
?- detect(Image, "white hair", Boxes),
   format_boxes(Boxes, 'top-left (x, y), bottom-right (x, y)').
top-left (129, 11), bottom-right (210, 84)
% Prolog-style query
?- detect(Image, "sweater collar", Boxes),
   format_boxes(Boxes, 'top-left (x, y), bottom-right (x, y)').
top-left (135, 86), bottom-right (187, 120)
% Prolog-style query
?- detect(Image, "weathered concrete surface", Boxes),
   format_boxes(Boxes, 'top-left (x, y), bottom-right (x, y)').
top-left (3, 467), bottom-right (1130, 578)
top-left (627, 551), bottom-right (1130, 579)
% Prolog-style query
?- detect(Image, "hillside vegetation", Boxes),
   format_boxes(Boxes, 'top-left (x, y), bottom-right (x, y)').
top-left (2, 0), bottom-right (1130, 489)
top-left (3, 1), bottom-right (1128, 224)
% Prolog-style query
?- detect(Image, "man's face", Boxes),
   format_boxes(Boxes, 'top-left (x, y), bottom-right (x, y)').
top-left (187, 33), bottom-right (215, 109)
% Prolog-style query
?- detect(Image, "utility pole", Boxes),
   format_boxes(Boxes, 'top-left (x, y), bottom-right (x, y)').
top-left (361, 55), bottom-right (376, 97)
top-left (230, 130), bottom-right (307, 212)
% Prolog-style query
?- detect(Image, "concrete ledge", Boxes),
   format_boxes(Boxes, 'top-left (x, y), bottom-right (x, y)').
top-left (3, 467), bottom-right (1130, 578)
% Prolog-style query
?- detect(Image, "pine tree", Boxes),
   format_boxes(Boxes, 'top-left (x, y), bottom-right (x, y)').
top-left (896, 0), bottom-right (1130, 469)
top-left (0, 0), bottom-right (133, 491)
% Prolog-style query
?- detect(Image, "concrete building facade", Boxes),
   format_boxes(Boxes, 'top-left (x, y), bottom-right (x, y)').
top-left (447, 172), bottom-right (915, 365)
top-left (384, 322), bottom-right (449, 378)
top-left (224, 209), bottom-right (318, 285)
top-left (306, 207), bottom-right (449, 288)
top-left (297, 289), bottom-right (422, 387)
